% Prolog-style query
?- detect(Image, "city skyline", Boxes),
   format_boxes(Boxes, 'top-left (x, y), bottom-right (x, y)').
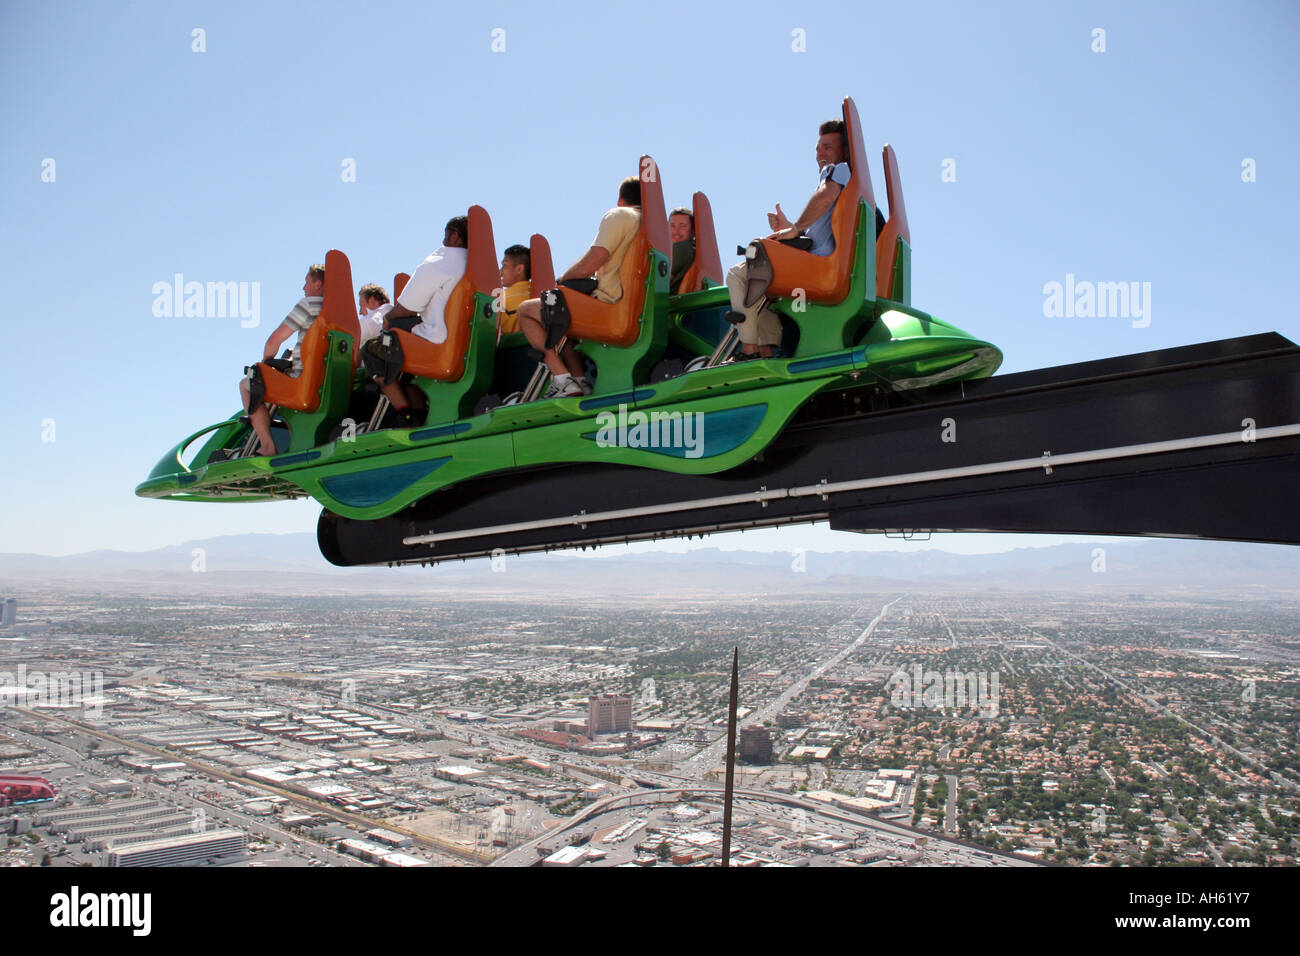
top-left (2, 587), bottom-right (1295, 868)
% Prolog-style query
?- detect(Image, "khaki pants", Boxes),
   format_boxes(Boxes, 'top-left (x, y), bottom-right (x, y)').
top-left (726, 260), bottom-right (783, 347)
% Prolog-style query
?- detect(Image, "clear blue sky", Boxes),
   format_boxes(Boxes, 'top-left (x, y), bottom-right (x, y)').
top-left (1, 0), bottom-right (1296, 555)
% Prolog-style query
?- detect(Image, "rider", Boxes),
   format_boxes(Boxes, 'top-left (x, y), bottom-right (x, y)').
top-left (362, 216), bottom-right (468, 425)
top-left (726, 119), bottom-right (850, 360)
top-left (357, 283), bottom-right (392, 345)
top-left (514, 176), bottom-right (642, 398)
top-left (239, 264), bottom-right (325, 456)
top-left (668, 206), bottom-right (695, 295)
top-left (495, 244), bottom-right (532, 335)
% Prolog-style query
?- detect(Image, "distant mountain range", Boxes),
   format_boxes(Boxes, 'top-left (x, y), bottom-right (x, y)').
top-left (1, 534), bottom-right (1298, 597)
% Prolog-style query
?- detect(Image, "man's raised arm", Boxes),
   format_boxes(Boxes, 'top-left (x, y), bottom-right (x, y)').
top-left (767, 177), bottom-right (844, 242)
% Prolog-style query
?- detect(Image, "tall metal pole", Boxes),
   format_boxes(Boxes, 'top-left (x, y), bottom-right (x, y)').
top-left (721, 645), bottom-right (739, 867)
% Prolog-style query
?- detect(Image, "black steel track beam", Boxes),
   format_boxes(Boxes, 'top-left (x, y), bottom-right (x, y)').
top-left (318, 333), bottom-right (1300, 565)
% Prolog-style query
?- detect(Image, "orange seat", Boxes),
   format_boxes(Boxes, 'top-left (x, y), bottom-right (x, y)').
top-left (874, 144), bottom-right (910, 300)
top-left (529, 234), bottom-right (556, 295)
top-left (675, 191), bottom-right (724, 295)
top-left (261, 248), bottom-right (360, 410)
top-left (756, 96), bottom-right (876, 304)
top-left (390, 205), bottom-right (499, 382)
top-left (560, 154), bottom-right (670, 348)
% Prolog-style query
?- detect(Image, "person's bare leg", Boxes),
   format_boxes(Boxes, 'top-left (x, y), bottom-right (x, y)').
top-left (370, 377), bottom-right (422, 428)
top-left (246, 405), bottom-right (276, 455)
top-left (518, 301), bottom-right (568, 376)
top-left (378, 380), bottom-right (407, 407)
top-left (561, 342), bottom-right (585, 379)
top-left (241, 379), bottom-right (277, 455)
top-left (403, 383), bottom-right (426, 412)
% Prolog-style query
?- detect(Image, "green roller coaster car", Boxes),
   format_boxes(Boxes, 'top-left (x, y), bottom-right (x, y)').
top-left (136, 97), bottom-right (1002, 523)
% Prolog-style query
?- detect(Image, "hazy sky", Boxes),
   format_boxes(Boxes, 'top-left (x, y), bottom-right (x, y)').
top-left (1, 1), bottom-right (1296, 556)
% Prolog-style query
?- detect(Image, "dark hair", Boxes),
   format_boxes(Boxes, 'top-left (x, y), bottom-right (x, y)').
top-left (503, 244), bottom-right (531, 281)
top-left (307, 264), bottom-right (326, 283)
top-left (819, 119), bottom-right (848, 154)
top-left (618, 176), bottom-right (641, 207)
top-left (669, 206), bottom-right (694, 227)
top-left (445, 215), bottom-right (469, 246)
top-left (359, 283), bottom-right (390, 305)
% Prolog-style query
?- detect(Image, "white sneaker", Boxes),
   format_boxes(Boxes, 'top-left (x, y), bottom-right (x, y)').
top-left (574, 377), bottom-right (593, 396)
top-left (543, 374), bottom-right (582, 399)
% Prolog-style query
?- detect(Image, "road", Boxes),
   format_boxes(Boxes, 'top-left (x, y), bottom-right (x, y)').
top-left (491, 783), bottom-right (1040, 867)
top-left (681, 596), bottom-right (903, 774)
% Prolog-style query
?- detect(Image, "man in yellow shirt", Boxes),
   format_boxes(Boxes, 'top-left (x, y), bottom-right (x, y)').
top-left (515, 176), bottom-right (642, 397)
top-left (495, 244), bottom-right (532, 335)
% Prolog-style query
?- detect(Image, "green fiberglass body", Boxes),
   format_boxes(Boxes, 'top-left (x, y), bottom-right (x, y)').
top-left (137, 97), bottom-right (1004, 552)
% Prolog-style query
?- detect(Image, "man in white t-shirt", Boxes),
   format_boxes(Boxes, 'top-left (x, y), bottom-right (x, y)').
top-left (365, 216), bottom-right (468, 426)
top-left (384, 216), bottom-right (468, 344)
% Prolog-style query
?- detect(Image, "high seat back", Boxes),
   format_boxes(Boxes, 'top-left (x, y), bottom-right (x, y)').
top-left (392, 205), bottom-right (499, 382)
top-left (393, 272), bottom-right (410, 299)
top-left (529, 234), bottom-right (556, 295)
top-left (761, 96), bottom-right (876, 304)
top-left (565, 154), bottom-right (669, 347)
top-left (261, 248), bottom-right (360, 410)
top-left (875, 144), bottom-right (911, 301)
top-left (675, 191), bottom-right (724, 295)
